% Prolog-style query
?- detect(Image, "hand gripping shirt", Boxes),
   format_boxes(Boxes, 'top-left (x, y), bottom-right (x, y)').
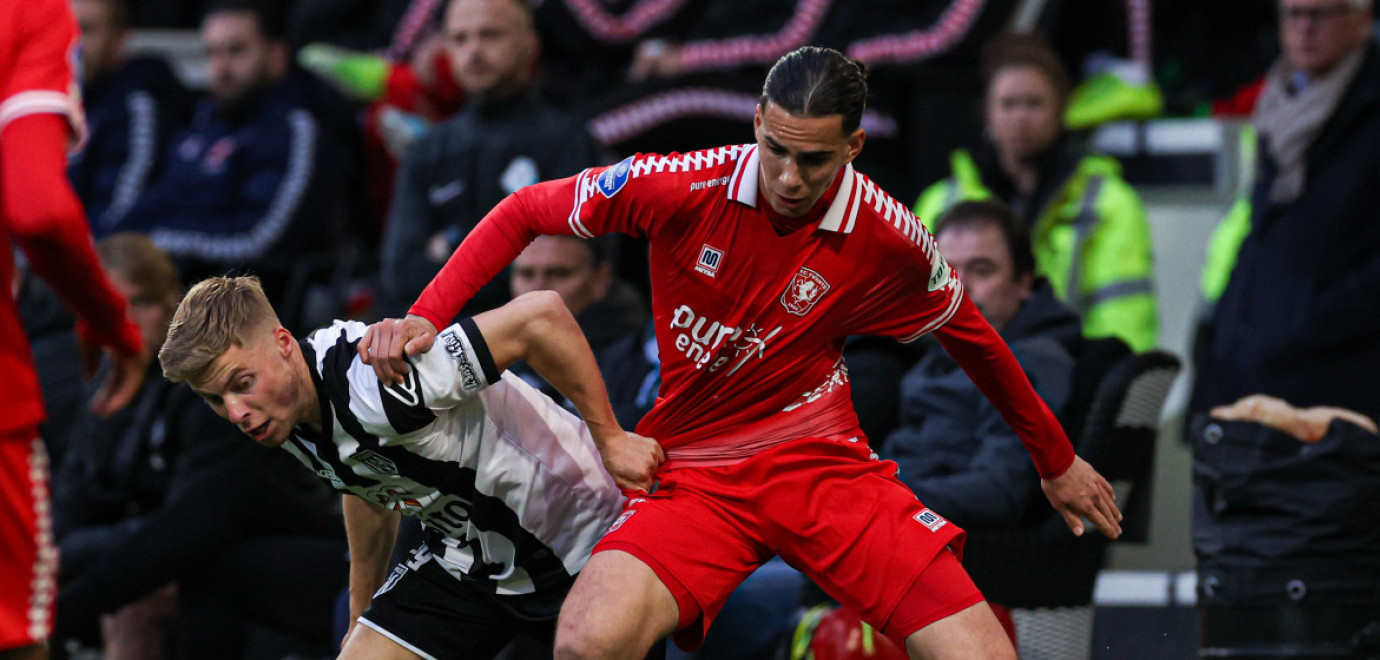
top-left (284, 319), bottom-right (624, 595)
top-left (414, 145), bottom-right (1075, 476)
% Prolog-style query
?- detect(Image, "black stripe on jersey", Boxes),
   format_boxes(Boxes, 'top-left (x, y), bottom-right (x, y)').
top-left (376, 352), bottom-right (437, 435)
top-left (316, 334), bottom-right (570, 591)
top-left (458, 317), bottom-right (501, 384)
top-left (292, 340), bottom-right (379, 489)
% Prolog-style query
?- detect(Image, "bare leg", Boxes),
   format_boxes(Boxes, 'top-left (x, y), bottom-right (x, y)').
top-left (338, 621), bottom-right (426, 660)
top-left (554, 551), bottom-right (680, 660)
top-left (904, 601), bottom-right (1017, 660)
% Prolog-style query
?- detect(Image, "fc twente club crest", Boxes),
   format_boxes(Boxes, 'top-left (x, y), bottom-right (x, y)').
top-left (780, 267), bottom-right (831, 316)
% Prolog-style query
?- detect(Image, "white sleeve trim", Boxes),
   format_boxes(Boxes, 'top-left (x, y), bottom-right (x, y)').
top-left (899, 279), bottom-right (965, 343)
top-left (0, 90), bottom-right (84, 147)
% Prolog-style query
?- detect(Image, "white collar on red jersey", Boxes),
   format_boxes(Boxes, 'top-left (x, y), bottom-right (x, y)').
top-left (726, 144), bottom-right (860, 234)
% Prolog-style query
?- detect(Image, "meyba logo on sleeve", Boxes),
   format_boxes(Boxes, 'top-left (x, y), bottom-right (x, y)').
top-left (597, 155), bottom-right (636, 198)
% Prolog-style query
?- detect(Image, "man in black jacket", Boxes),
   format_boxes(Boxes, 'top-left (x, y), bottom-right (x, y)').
top-left (377, 0), bottom-right (605, 318)
top-left (1190, 0), bottom-right (1380, 427)
top-left (882, 200), bottom-right (1086, 529)
top-left (68, 0), bottom-right (191, 237)
top-left (1189, 1), bottom-right (1380, 654)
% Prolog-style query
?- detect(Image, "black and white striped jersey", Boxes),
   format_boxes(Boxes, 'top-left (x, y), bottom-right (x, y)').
top-left (282, 318), bottom-right (623, 596)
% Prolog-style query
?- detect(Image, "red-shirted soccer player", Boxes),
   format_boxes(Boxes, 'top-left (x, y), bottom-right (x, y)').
top-left (362, 47), bottom-right (1122, 660)
top-left (1, 1), bottom-right (145, 658)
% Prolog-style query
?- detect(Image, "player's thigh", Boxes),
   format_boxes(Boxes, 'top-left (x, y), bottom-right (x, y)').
top-left (768, 444), bottom-right (963, 631)
top-left (359, 546), bottom-right (518, 660)
top-left (903, 601), bottom-right (1016, 660)
top-left (555, 550), bottom-right (679, 658)
top-left (339, 623), bottom-right (427, 660)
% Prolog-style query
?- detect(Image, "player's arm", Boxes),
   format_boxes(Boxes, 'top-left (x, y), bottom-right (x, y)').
top-left (358, 177), bottom-right (581, 383)
top-left (2, 114), bottom-right (144, 416)
top-left (341, 494), bottom-right (400, 642)
top-left (473, 291), bottom-right (663, 490)
top-left (360, 152), bottom-right (676, 382)
top-left (933, 295), bottom-right (1123, 539)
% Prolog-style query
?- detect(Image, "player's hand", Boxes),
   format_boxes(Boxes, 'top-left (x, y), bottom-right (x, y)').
top-left (1041, 456), bottom-right (1122, 539)
top-left (359, 315), bottom-right (438, 385)
top-left (597, 431), bottom-right (665, 492)
top-left (78, 338), bottom-right (148, 418)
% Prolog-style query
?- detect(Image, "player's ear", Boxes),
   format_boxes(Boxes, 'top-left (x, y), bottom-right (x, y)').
top-left (273, 326), bottom-right (294, 357)
top-left (845, 127), bottom-right (865, 163)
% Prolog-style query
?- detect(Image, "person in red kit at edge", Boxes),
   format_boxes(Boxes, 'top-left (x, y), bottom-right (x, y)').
top-left (0, 0), bottom-right (146, 658)
top-left (362, 46), bottom-right (1122, 660)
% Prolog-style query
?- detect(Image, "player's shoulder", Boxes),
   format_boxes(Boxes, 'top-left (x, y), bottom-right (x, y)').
top-left (303, 320), bottom-right (367, 367)
top-left (587, 144), bottom-right (752, 198)
top-left (846, 170), bottom-right (940, 254)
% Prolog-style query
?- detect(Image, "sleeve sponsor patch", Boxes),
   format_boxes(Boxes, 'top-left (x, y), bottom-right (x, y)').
top-left (596, 155), bottom-right (635, 198)
top-left (439, 328), bottom-right (484, 393)
top-left (928, 253), bottom-right (952, 292)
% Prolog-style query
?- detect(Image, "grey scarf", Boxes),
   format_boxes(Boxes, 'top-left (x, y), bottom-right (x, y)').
top-left (1254, 48), bottom-right (1366, 203)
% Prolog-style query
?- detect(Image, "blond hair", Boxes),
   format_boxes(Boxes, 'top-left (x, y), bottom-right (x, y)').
top-left (159, 276), bottom-right (280, 384)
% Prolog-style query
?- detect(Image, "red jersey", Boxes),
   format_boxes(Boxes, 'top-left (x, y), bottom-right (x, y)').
top-left (414, 145), bottom-right (1074, 476)
top-left (1, 0), bottom-right (138, 436)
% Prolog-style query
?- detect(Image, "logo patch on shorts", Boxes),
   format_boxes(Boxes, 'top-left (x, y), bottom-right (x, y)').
top-left (607, 509), bottom-right (636, 533)
top-left (597, 156), bottom-right (635, 198)
top-left (914, 508), bottom-right (948, 532)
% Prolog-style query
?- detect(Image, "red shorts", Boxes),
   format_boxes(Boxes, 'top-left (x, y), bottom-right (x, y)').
top-left (593, 436), bottom-right (972, 651)
top-left (0, 431), bottom-right (55, 650)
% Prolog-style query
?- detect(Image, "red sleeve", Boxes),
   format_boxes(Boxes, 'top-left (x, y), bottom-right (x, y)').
top-left (410, 151), bottom-right (692, 328)
top-left (0, 0), bottom-right (84, 144)
top-left (932, 294), bottom-right (1076, 479)
top-left (2, 114), bottom-right (140, 356)
top-left (409, 176), bottom-right (579, 329)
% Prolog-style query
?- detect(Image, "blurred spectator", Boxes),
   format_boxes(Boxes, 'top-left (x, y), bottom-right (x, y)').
top-left (112, 0), bottom-right (357, 330)
top-left (881, 200), bottom-right (1079, 529)
top-left (597, 318), bottom-right (660, 430)
top-left (1190, 0), bottom-right (1380, 426)
top-left (52, 234), bottom-right (347, 660)
top-left (1050, 0), bottom-right (1163, 129)
top-left (68, 0), bottom-right (191, 237)
top-left (507, 235), bottom-right (648, 410)
top-left (914, 32), bottom-right (1158, 352)
top-left (378, 0), bottom-right (604, 318)
top-left (53, 246), bottom-right (346, 660)
top-left (1189, 2), bottom-right (1380, 653)
top-left (531, 0), bottom-right (703, 109)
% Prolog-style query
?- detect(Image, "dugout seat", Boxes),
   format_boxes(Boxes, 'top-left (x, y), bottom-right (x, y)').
top-left (960, 349), bottom-right (1181, 659)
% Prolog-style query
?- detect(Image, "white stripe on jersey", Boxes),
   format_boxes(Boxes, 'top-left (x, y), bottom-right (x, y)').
top-left (283, 320), bottom-right (623, 595)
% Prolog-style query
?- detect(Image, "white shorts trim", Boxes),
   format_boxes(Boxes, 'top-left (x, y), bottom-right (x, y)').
top-left (357, 616), bottom-right (439, 660)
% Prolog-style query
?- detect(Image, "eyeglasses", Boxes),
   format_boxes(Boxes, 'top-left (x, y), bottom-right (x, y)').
top-left (1279, 4), bottom-right (1356, 22)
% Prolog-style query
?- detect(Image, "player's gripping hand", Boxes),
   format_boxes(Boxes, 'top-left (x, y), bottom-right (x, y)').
top-left (595, 431), bottom-right (665, 492)
top-left (359, 315), bottom-right (439, 385)
top-left (1041, 455), bottom-right (1123, 539)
